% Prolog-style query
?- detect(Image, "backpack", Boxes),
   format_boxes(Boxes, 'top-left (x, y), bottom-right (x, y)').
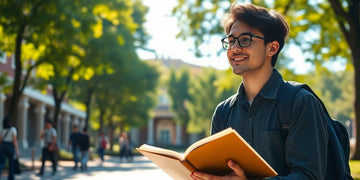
top-left (279, 81), bottom-right (352, 180)
top-left (101, 137), bottom-right (106, 149)
top-left (218, 81), bottom-right (353, 179)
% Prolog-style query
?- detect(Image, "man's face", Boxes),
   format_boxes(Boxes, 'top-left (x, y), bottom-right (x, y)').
top-left (45, 122), bottom-right (51, 129)
top-left (226, 21), bottom-right (271, 76)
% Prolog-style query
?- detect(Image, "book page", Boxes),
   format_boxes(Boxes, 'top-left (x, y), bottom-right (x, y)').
top-left (184, 128), bottom-right (233, 156)
top-left (137, 144), bottom-right (184, 160)
top-left (138, 150), bottom-right (193, 180)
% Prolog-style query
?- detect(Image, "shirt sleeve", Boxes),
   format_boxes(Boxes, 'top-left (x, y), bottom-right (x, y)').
top-left (269, 89), bottom-right (328, 180)
top-left (11, 127), bottom-right (17, 136)
top-left (52, 128), bottom-right (57, 137)
top-left (210, 102), bottom-right (225, 135)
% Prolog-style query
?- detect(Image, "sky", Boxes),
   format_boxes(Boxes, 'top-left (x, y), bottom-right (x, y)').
top-left (137, 0), bottom-right (314, 73)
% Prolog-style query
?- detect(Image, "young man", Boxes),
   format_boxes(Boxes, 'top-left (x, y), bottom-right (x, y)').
top-left (79, 128), bottom-right (90, 170)
top-left (37, 120), bottom-right (57, 177)
top-left (190, 3), bottom-right (328, 180)
top-left (68, 125), bottom-right (81, 170)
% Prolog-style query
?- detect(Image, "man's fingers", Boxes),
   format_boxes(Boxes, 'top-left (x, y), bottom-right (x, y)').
top-left (227, 160), bottom-right (246, 178)
top-left (190, 171), bottom-right (205, 180)
top-left (191, 171), bottom-right (221, 180)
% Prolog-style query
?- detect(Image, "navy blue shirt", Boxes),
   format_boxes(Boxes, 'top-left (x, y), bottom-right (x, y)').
top-left (211, 69), bottom-right (328, 180)
top-left (69, 132), bottom-right (82, 148)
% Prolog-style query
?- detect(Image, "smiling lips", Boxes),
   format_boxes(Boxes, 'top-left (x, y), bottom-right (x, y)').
top-left (231, 54), bottom-right (248, 62)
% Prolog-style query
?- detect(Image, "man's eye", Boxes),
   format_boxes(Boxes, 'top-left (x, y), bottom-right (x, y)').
top-left (228, 39), bottom-right (235, 44)
top-left (240, 37), bottom-right (251, 43)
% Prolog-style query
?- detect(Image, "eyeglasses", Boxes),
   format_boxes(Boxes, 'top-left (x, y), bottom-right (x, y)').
top-left (221, 32), bottom-right (265, 50)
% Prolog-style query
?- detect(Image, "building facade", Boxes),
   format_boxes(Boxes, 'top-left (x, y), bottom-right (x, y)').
top-left (0, 53), bottom-right (86, 153)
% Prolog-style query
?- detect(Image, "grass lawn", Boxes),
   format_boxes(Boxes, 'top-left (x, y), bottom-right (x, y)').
top-left (350, 160), bottom-right (360, 179)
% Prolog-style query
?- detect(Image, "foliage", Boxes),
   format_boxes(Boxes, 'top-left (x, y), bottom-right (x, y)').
top-left (171, 0), bottom-right (360, 158)
top-left (187, 68), bottom-right (236, 134)
top-left (303, 66), bottom-right (355, 123)
top-left (350, 160), bottom-right (360, 179)
top-left (167, 68), bottom-right (191, 125)
top-left (172, 0), bottom-right (351, 65)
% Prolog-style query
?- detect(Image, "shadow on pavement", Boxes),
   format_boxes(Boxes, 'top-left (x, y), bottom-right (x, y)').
top-left (10, 155), bottom-right (165, 180)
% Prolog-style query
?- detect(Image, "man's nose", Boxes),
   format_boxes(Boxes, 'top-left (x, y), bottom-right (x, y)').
top-left (231, 40), bottom-right (242, 50)
top-left (232, 39), bottom-right (241, 49)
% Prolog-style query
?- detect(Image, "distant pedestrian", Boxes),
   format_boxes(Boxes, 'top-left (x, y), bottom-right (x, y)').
top-left (127, 134), bottom-right (133, 162)
top-left (118, 132), bottom-right (129, 162)
top-left (68, 125), bottom-right (81, 170)
top-left (98, 132), bottom-right (107, 162)
top-left (37, 119), bottom-right (57, 177)
top-left (119, 132), bottom-right (133, 163)
top-left (79, 128), bottom-right (90, 170)
top-left (0, 116), bottom-right (20, 180)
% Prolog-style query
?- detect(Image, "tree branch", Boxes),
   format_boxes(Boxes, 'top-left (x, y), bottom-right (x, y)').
top-left (327, 0), bottom-right (352, 24)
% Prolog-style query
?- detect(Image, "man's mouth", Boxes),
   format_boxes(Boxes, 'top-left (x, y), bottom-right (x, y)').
top-left (231, 55), bottom-right (248, 62)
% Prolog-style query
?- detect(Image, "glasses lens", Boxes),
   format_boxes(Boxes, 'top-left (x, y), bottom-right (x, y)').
top-left (222, 38), bottom-right (230, 49)
top-left (239, 35), bottom-right (252, 47)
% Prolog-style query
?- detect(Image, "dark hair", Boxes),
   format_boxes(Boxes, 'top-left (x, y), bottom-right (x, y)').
top-left (45, 119), bottom-right (53, 125)
top-left (83, 127), bottom-right (87, 132)
top-left (2, 116), bottom-right (12, 129)
top-left (222, 3), bottom-right (289, 66)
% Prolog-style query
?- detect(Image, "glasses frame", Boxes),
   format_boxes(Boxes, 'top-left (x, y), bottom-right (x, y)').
top-left (221, 32), bottom-right (265, 50)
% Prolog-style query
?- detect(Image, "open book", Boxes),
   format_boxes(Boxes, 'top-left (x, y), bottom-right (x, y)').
top-left (137, 128), bottom-right (277, 180)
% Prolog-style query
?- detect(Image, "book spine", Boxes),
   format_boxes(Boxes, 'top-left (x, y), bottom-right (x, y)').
top-left (181, 159), bottom-right (196, 173)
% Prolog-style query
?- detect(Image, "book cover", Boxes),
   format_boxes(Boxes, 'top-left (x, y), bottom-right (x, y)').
top-left (137, 128), bottom-right (277, 180)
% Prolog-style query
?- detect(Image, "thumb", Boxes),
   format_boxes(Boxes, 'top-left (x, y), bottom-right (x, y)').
top-left (228, 160), bottom-right (247, 178)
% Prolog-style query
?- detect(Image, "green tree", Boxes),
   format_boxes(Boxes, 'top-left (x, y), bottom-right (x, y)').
top-left (187, 68), bottom-right (235, 135)
top-left (0, 0), bottom-right (65, 123)
top-left (68, 0), bottom-right (150, 131)
top-left (172, 0), bottom-right (360, 158)
top-left (168, 68), bottom-right (191, 127)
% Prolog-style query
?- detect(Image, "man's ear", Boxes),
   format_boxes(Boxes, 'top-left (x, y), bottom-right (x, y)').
top-left (267, 41), bottom-right (280, 56)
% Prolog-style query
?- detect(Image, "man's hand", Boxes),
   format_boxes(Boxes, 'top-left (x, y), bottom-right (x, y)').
top-left (190, 160), bottom-right (248, 180)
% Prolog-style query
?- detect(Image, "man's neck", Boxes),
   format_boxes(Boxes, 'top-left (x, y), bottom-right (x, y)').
top-left (242, 68), bottom-right (273, 102)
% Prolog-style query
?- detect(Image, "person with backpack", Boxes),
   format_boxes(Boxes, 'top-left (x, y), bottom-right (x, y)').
top-left (190, 3), bottom-right (352, 180)
top-left (0, 116), bottom-right (20, 180)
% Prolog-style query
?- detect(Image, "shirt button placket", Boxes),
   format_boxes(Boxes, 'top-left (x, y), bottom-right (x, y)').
top-left (248, 114), bottom-right (253, 145)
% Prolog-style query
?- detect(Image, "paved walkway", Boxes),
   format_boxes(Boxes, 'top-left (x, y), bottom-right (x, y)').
top-left (5, 155), bottom-right (173, 180)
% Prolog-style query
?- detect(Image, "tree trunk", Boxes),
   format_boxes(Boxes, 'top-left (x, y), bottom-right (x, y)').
top-left (350, 38), bottom-right (360, 159)
top-left (7, 23), bottom-right (26, 124)
top-left (84, 88), bottom-right (93, 130)
top-left (52, 88), bottom-right (67, 130)
top-left (99, 107), bottom-right (105, 133)
top-left (347, 11), bottom-right (360, 158)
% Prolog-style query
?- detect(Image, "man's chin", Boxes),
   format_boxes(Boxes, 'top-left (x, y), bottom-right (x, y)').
top-left (232, 68), bottom-right (246, 75)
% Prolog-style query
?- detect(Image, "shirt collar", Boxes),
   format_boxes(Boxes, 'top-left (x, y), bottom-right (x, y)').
top-left (230, 68), bottom-right (284, 107)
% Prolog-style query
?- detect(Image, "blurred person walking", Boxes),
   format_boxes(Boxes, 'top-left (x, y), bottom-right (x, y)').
top-left (127, 134), bottom-right (133, 162)
top-left (98, 132), bottom-right (107, 162)
top-left (79, 128), bottom-right (90, 170)
top-left (36, 120), bottom-right (57, 177)
top-left (118, 132), bottom-right (129, 162)
top-left (0, 116), bottom-right (20, 180)
top-left (68, 125), bottom-right (81, 170)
